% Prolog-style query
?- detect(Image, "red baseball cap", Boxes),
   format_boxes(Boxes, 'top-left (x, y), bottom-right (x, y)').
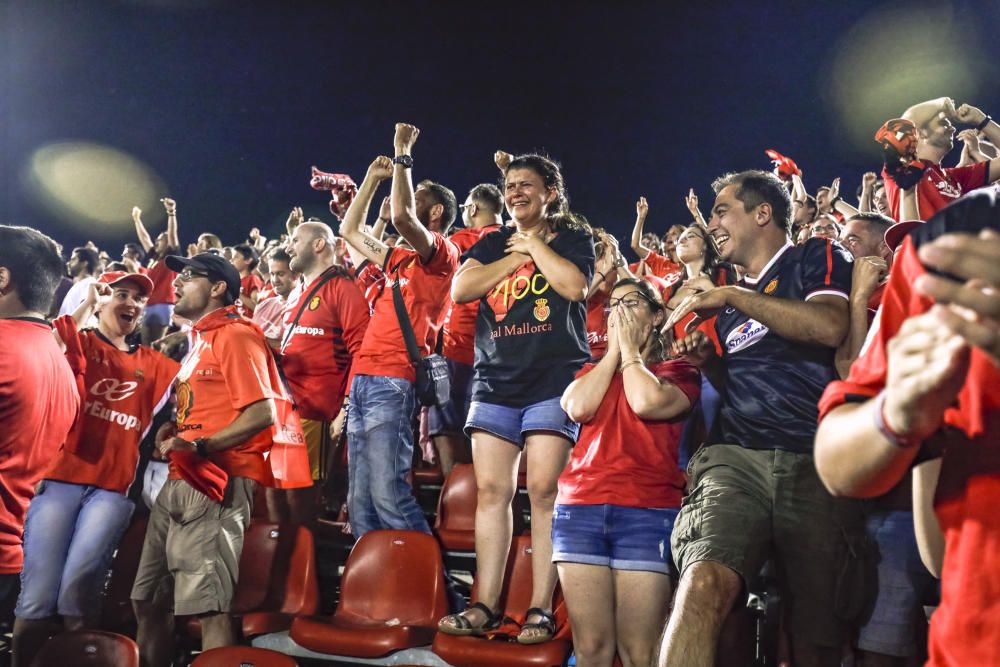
top-left (98, 270), bottom-right (154, 296)
top-left (884, 220), bottom-right (923, 253)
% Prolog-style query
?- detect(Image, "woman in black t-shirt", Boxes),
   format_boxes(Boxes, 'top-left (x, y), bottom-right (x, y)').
top-left (439, 154), bottom-right (594, 644)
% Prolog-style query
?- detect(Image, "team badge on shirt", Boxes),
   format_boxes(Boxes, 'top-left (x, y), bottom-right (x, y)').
top-left (534, 298), bottom-right (550, 322)
top-left (764, 279), bottom-right (779, 294)
top-left (309, 296), bottom-right (321, 311)
top-left (176, 381), bottom-right (192, 425)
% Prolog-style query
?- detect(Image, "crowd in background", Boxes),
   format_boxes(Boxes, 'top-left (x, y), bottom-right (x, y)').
top-left (1, 95), bottom-right (999, 667)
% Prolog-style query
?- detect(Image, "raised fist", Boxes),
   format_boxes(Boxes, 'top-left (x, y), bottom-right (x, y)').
top-left (636, 196), bottom-right (649, 219)
top-left (160, 198), bottom-right (177, 215)
top-left (956, 104), bottom-right (988, 127)
top-left (367, 156), bottom-right (394, 182)
top-left (394, 123), bottom-right (420, 153)
top-left (495, 150), bottom-right (513, 171)
top-left (132, 206), bottom-right (142, 223)
top-left (862, 172), bottom-right (878, 188)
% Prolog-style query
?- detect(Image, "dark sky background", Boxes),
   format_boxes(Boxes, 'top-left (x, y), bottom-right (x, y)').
top-left (4, 0), bottom-right (999, 257)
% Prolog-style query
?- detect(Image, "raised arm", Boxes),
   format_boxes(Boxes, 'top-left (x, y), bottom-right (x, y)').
top-left (339, 157), bottom-right (393, 268)
top-left (685, 189), bottom-right (707, 227)
top-left (835, 256), bottom-right (887, 378)
top-left (858, 172), bottom-right (877, 213)
top-left (391, 123), bottom-right (436, 262)
top-left (899, 184), bottom-right (920, 221)
top-left (630, 197), bottom-right (655, 259)
top-left (132, 206), bottom-right (153, 252)
top-left (372, 196), bottom-right (391, 241)
top-left (162, 198), bottom-right (179, 249)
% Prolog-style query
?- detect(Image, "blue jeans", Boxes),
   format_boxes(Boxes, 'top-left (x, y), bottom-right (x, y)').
top-left (347, 374), bottom-right (429, 539)
top-left (16, 480), bottom-right (135, 620)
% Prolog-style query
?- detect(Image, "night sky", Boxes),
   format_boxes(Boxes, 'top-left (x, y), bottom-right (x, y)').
top-left (4, 0), bottom-right (999, 255)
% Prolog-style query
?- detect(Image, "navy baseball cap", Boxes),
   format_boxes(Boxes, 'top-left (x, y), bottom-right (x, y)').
top-left (166, 252), bottom-right (241, 301)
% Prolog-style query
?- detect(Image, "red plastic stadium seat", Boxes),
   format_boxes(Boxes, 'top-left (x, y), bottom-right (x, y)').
top-left (101, 514), bottom-right (149, 633)
top-left (183, 522), bottom-right (319, 639)
top-left (191, 645), bottom-right (298, 666)
top-left (413, 461), bottom-right (444, 487)
top-left (433, 463), bottom-right (525, 552)
top-left (290, 530), bottom-right (449, 658)
top-left (31, 630), bottom-right (139, 667)
top-left (432, 536), bottom-right (572, 667)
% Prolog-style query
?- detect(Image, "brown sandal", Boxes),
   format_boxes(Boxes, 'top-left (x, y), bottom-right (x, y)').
top-left (516, 607), bottom-right (556, 644)
top-left (438, 602), bottom-right (502, 636)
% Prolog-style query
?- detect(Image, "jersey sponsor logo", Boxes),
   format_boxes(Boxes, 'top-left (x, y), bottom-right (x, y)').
top-left (309, 295), bottom-right (321, 311)
top-left (176, 380), bottom-right (192, 425)
top-left (533, 298), bottom-right (550, 322)
top-left (725, 318), bottom-right (768, 353)
top-left (587, 330), bottom-right (608, 345)
top-left (933, 178), bottom-right (962, 199)
top-left (490, 321), bottom-right (554, 339)
top-left (84, 399), bottom-right (140, 431)
top-left (292, 325), bottom-right (326, 336)
top-left (90, 378), bottom-right (139, 401)
top-left (764, 278), bottom-right (779, 294)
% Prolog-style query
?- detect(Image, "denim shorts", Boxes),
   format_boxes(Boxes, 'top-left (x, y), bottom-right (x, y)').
top-left (552, 503), bottom-right (679, 575)
top-left (465, 396), bottom-right (580, 448)
top-left (16, 480), bottom-right (135, 620)
top-left (427, 359), bottom-right (474, 438)
top-left (143, 303), bottom-right (174, 328)
top-left (857, 509), bottom-right (939, 657)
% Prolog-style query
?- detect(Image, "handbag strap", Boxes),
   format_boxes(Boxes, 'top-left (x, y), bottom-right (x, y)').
top-left (391, 278), bottom-right (424, 366)
top-left (280, 266), bottom-right (341, 353)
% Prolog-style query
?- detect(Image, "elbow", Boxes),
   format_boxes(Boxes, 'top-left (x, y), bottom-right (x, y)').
top-left (391, 211), bottom-right (415, 231)
top-left (451, 279), bottom-right (474, 304)
top-left (562, 399), bottom-right (593, 425)
top-left (256, 399), bottom-right (277, 431)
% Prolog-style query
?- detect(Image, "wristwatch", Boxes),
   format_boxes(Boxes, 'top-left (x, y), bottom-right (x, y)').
top-left (392, 155), bottom-right (414, 169)
top-left (194, 438), bottom-right (211, 458)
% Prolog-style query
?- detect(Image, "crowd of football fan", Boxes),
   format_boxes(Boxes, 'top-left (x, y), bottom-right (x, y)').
top-left (1, 95), bottom-right (998, 667)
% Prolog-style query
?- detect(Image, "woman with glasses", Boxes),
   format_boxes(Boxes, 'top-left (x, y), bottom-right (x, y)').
top-left (556, 278), bottom-right (700, 667)
top-left (440, 154), bottom-right (594, 644)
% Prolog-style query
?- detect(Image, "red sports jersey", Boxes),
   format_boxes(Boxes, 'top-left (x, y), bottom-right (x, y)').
top-left (257, 282), bottom-right (276, 303)
top-left (883, 160), bottom-right (988, 222)
top-left (818, 215), bottom-right (1000, 666)
top-left (171, 306), bottom-right (283, 484)
top-left (45, 324), bottom-right (179, 494)
top-left (352, 234), bottom-right (461, 382)
top-left (280, 269), bottom-right (369, 420)
top-left (557, 359), bottom-right (700, 508)
top-left (146, 257), bottom-right (177, 305)
top-left (441, 225), bottom-right (501, 365)
top-left (0, 319), bottom-right (79, 573)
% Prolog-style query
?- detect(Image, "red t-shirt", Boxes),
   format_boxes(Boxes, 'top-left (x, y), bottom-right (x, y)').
top-left (0, 319), bottom-right (80, 573)
top-left (146, 256), bottom-right (177, 305)
top-left (171, 307), bottom-right (283, 483)
top-left (557, 359), bottom-right (700, 508)
top-left (354, 262), bottom-right (386, 315)
top-left (585, 291), bottom-right (610, 361)
top-left (352, 234), bottom-right (461, 382)
top-left (257, 282), bottom-right (276, 303)
top-left (643, 251), bottom-right (682, 280)
top-left (441, 224), bottom-right (501, 365)
top-left (239, 273), bottom-right (265, 316)
top-left (46, 325), bottom-right (179, 494)
top-left (280, 269), bottom-right (370, 420)
top-left (818, 230), bottom-right (1000, 665)
top-left (883, 161), bottom-right (988, 222)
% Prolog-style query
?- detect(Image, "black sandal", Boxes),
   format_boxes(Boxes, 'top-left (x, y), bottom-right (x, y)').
top-left (516, 607), bottom-right (556, 644)
top-left (438, 602), bottom-right (502, 636)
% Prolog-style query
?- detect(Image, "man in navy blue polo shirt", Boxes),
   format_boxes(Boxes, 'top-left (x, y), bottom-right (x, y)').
top-left (657, 170), bottom-right (863, 667)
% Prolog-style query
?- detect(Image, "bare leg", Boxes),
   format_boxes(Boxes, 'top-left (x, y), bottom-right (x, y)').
top-left (615, 569), bottom-right (671, 667)
top-left (657, 561), bottom-right (741, 667)
top-left (133, 598), bottom-right (175, 667)
top-left (557, 562), bottom-right (616, 667)
top-left (439, 431), bottom-right (520, 630)
top-left (199, 612), bottom-right (236, 650)
top-left (11, 617), bottom-right (59, 667)
top-left (433, 433), bottom-right (471, 479)
top-left (521, 432), bottom-right (572, 640)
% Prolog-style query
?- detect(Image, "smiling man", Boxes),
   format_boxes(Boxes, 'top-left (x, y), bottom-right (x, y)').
top-left (659, 170), bottom-right (860, 667)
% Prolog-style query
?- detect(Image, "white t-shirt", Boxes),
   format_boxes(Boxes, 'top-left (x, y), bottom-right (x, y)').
top-left (58, 276), bottom-right (98, 317)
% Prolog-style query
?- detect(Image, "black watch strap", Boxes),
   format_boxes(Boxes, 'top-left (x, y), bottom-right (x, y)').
top-left (194, 438), bottom-right (210, 458)
top-left (392, 155), bottom-right (414, 168)
top-left (976, 114), bottom-right (993, 132)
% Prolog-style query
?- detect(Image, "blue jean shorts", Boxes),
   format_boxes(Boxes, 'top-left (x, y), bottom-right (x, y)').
top-left (552, 503), bottom-right (680, 575)
top-left (16, 480), bottom-right (135, 620)
top-left (427, 359), bottom-right (474, 438)
top-left (857, 509), bottom-right (938, 657)
top-left (143, 303), bottom-right (174, 328)
top-left (465, 396), bottom-right (580, 447)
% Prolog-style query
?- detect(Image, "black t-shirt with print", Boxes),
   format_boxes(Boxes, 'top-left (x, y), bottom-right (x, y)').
top-left (465, 225), bottom-right (595, 408)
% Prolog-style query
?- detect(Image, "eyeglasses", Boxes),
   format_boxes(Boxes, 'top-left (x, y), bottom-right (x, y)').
top-left (607, 291), bottom-right (655, 310)
top-left (178, 268), bottom-right (210, 281)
